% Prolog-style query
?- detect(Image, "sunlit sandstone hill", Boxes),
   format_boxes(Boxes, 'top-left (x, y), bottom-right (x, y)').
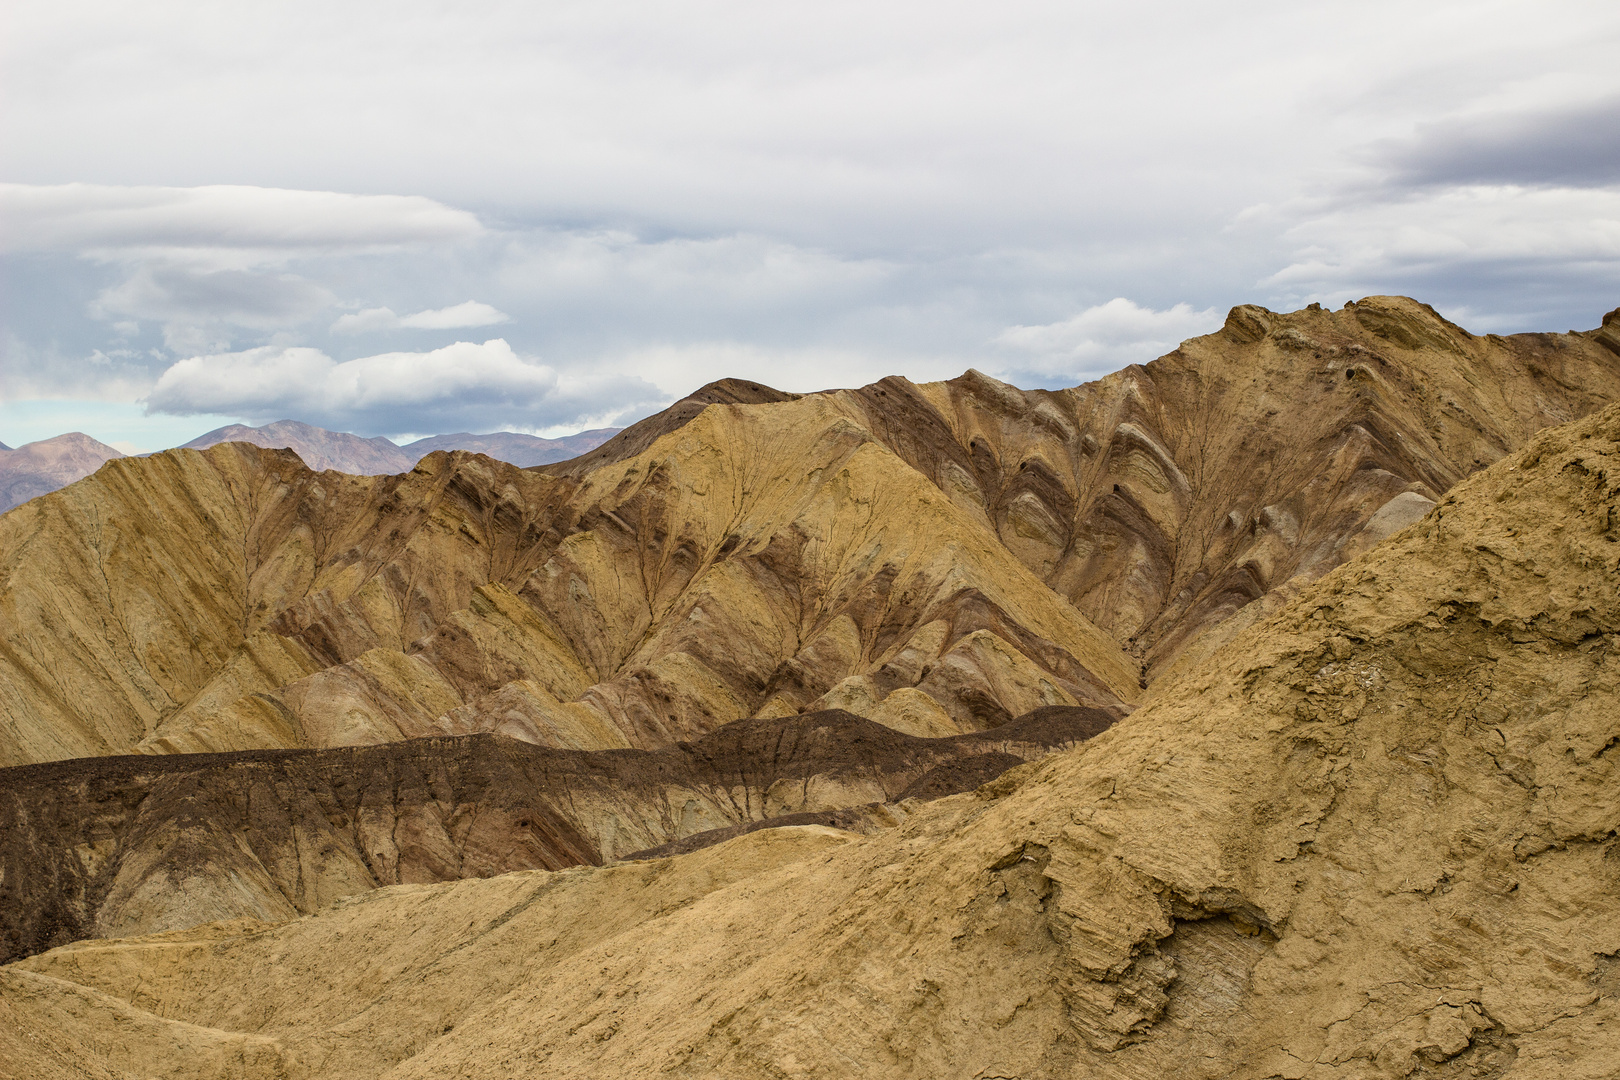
top-left (2, 297), bottom-right (1619, 772)
top-left (9, 335), bottom-right (1620, 1079)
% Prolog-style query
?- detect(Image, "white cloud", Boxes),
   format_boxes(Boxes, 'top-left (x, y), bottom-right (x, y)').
top-left (1258, 184), bottom-right (1620, 327)
top-left (0, 183), bottom-right (483, 267)
top-left (994, 299), bottom-right (1223, 379)
top-left (611, 341), bottom-right (969, 399)
top-left (1270, 185), bottom-right (1620, 278)
top-left (147, 341), bottom-right (563, 433)
top-left (331, 301), bottom-right (510, 334)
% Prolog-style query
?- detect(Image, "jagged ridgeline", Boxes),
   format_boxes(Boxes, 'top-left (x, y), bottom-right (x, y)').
top-left (4, 301), bottom-right (1620, 1077)
top-left (3, 297), bottom-right (1618, 771)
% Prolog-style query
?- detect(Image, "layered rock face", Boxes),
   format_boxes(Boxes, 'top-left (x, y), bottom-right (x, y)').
top-left (0, 396), bottom-right (1137, 766)
top-left (5, 297), bottom-right (1620, 1078)
top-left (9, 390), bottom-right (1620, 1079)
top-left (831, 297), bottom-right (1620, 679)
top-left (0, 705), bottom-right (1115, 963)
top-left (3, 299), bottom-right (1618, 771)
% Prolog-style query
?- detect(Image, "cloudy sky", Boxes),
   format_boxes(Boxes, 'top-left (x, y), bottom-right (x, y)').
top-left (3, 0), bottom-right (1618, 451)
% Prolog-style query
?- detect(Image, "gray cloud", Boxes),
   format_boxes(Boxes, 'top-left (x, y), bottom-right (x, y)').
top-left (93, 267), bottom-right (335, 328)
top-left (3, 3), bottom-right (1619, 449)
top-left (1379, 96), bottom-right (1620, 189)
top-left (0, 184), bottom-right (483, 262)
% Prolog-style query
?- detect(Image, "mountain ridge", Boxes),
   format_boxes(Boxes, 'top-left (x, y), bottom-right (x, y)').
top-left (4, 297), bottom-right (1619, 770)
top-left (0, 421), bottom-right (624, 514)
top-left (10, 382), bottom-right (1620, 1077)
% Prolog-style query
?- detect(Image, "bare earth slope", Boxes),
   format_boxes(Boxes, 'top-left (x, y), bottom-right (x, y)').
top-left (0, 405), bottom-right (1135, 766)
top-left (3, 299), bottom-right (1618, 772)
top-left (0, 433), bottom-right (123, 514)
top-left (10, 377), bottom-right (1620, 1078)
top-left (835, 297), bottom-right (1620, 678)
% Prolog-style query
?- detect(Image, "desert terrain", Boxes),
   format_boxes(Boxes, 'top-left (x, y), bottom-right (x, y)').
top-left (3, 295), bottom-right (1620, 1078)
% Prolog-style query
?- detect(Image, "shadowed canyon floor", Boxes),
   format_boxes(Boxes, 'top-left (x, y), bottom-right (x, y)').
top-left (3, 297), bottom-right (1620, 1077)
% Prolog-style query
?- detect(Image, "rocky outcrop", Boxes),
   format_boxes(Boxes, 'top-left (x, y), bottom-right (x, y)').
top-left (0, 432), bottom-right (123, 513)
top-left (0, 705), bottom-right (1117, 963)
top-left (0, 404), bottom-right (1136, 765)
top-left (5, 300), bottom-right (1619, 773)
top-left (10, 373), bottom-right (1620, 1079)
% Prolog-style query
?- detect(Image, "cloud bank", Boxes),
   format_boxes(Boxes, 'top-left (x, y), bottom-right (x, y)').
top-left (995, 300), bottom-right (1223, 382)
top-left (145, 339), bottom-right (656, 433)
top-left (0, 184), bottom-right (483, 263)
top-left (3, 2), bottom-right (1618, 446)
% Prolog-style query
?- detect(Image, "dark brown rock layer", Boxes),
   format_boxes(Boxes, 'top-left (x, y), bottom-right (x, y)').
top-left (0, 704), bottom-right (1117, 963)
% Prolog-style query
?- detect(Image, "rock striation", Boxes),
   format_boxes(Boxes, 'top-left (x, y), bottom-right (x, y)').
top-left (9, 395), bottom-right (1620, 1076)
top-left (3, 299), bottom-right (1619, 772)
top-left (0, 408), bottom-right (1137, 765)
top-left (0, 705), bottom-right (1116, 963)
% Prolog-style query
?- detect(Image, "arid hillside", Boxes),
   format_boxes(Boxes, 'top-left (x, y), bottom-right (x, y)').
top-left (2, 298), bottom-right (1617, 771)
top-left (8, 331), bottom-right (1620, 1079)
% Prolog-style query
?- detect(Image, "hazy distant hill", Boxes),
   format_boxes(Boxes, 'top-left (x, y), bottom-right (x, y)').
top-left (182, 420), bottom-right (623, 473)
top-left (181, 420), bottom-right (415, 474)
top-left (0, 432), bottom-right (124, 513)
top-left (401, 428), bottom-right (622, 467)
top-left (0, 420), bottom-right (625, 515)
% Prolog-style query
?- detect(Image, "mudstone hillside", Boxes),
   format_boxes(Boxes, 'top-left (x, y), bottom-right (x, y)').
top-left (2, 296), bottom-right (1620, 1079)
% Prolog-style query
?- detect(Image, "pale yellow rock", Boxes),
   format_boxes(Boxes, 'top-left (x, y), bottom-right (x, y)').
top-left (867, 686), bottom-right (961, 738)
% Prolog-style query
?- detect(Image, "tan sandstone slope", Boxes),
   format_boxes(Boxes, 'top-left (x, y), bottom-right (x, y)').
top-left (8, 341), bottom-right (1620, 1079)
top-left (2, 298), bottom-right (1618, 769)
top-left (0, 398), bottom-right (1134, 766)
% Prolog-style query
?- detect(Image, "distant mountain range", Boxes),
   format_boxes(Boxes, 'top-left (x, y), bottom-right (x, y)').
top-left (0, 432), bottom-right (127, 515)
top-left (180, 419), bottom-right (623, 472)
top-left (0, 420), bottom-right (621, 514)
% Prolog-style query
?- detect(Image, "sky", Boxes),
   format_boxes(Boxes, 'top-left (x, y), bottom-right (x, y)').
top-left (3, 1), bottom-right (1619, 452)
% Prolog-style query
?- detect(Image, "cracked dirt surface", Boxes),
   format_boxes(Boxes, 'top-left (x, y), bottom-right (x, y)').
top-left (7, 331), bottom-right (1620, 1077)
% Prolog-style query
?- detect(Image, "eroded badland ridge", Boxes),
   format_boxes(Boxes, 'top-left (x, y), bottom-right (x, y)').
top-left (3, 296), bottom-right (1620, 1078)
